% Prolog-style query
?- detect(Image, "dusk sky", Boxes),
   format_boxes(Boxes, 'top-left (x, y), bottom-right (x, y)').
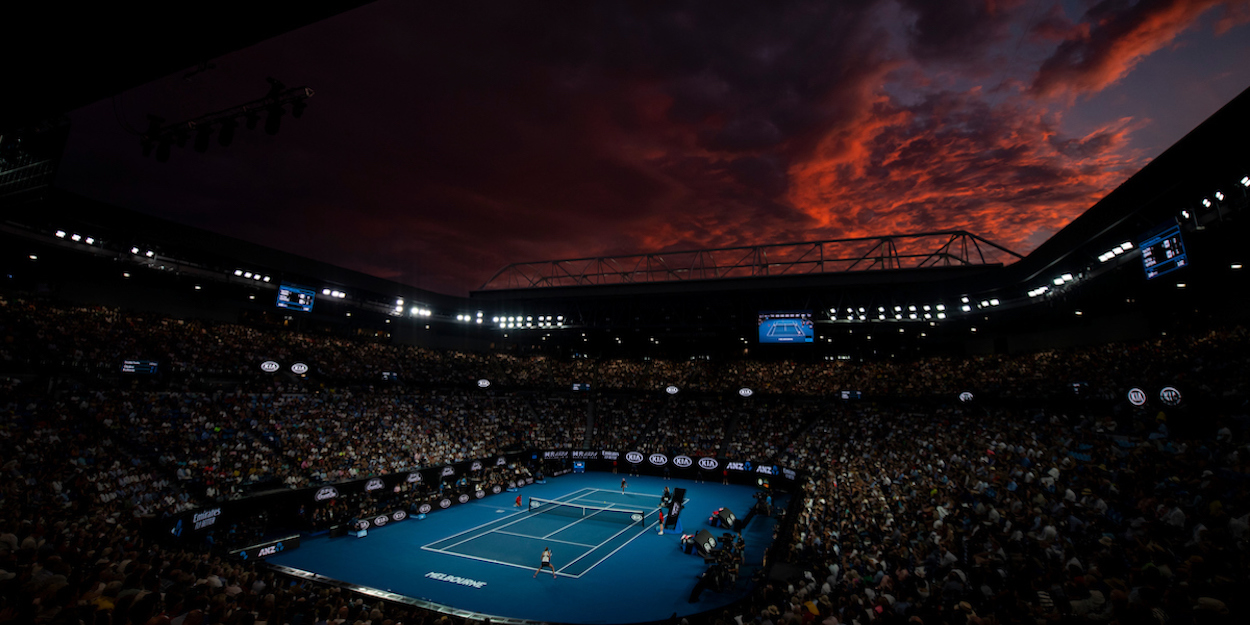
top-left (56, 0), bottom-right (1250, 296)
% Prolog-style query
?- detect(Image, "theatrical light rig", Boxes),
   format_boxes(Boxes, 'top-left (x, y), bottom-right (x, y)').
top-left (140, 78), bottom-right (314, 162)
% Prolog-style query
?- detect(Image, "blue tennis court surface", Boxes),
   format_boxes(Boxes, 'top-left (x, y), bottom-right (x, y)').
top-left (266, 473), bottom-right (783, 624)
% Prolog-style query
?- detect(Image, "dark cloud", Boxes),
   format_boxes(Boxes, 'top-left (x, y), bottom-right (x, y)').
top-left (1031, 0), bottom-right (1241, 97)
top-left (898, 0), bottom-right (1022, 62)
top-left (52, 0), bottom-right (1249, 295)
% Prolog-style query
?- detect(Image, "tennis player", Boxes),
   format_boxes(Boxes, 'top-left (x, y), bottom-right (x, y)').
top-left (621, 478), bottom-right (627, 494)
top-left (534, 547), bottom-right (556, 579)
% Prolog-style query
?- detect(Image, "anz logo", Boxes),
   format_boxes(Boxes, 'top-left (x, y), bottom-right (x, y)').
top-left (258, 542), bottom-right (283, 557)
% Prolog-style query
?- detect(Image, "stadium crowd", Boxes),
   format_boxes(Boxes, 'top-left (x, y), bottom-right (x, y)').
top-left (1, 295), bottom-right (1247, 625)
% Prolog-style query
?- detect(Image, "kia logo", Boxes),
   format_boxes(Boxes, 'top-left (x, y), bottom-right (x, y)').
top-left (261, 361), bottom-right (280, 373)
top-left (458, 494), bottom-right (470, 504)
top-left (1127, 388), bottom-right (1146, 406)
top-left (470, 461), bottom-right (482, 471)
top-left (373, 515), bottom-right (389, 527)
top-left (626, 451), bottom-right (644, 464)
top-left (314, 487), bottom-right (338, 501)
top-left (418, 503), bottom-right (432, 514)
top-left (738, 388), bottom-right (753, 397)
top-left (649, 453), bottom-right (668, 466)
top-left (291, 362), bottom-right (309, 374)
top-left (356, 520), bottom-right (370, 531)
top-left (365, 478), bottom-right (384, 491)
top-left (496, 457), bottom-right (507, 466)
top-left (665, 385), bottom-right (679, 395)
top-left (959, 391), bottom-right (974, 403)
top-left (474, 490), bottom-right (485, 499)
top-left (674, 455), bottom-right (693, 468)
top-left (392, 511), bottom-right (407, 521)
top-left (1159, 387), bottom-right (1182, 406)
top-left (477, 379), bottom-right (491, 388)
top-left (508, 481), bottom-right (517, 488)
top-left (491, 485), bottom-right (502, 494)
top-left (441, 466), bottom-right (455, 476)
top-left (439, 498), bottom-right (452, 509)
top-left (698, 457), bottom-right (719, 470)
top-left (407, 472), bottom-right (422, 483)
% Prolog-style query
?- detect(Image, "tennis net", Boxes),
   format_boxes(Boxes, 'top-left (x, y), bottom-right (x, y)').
top-left (528, 497), bottom-right (648, 527)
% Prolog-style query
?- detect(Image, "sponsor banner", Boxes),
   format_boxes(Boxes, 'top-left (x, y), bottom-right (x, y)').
top-left (601, 450), bottom-right (619, 461)
top-left (418, 503), bottom-right (433, 515)
top-left (470, 461), bottom-right (483, 471)
top-left (726, 461), bottom-right (748, 471)
top-left (572, 450), bottom-right (600, 460)
top-left (495, 457), bottom-right (508, 466)
top-left (649, 453), bottom-right (668, 466)
top-left (372, 515), bottom-right (389, 528)
top-left (314, 486), bottom-right (339, 501)
top-left (755, 465), bottom-right (775, 475)
top-left (193, 508), bottom-right (222, 531)
top-left (543, 450), bottom-right (569, 459)
top-left (365, 478), bottom-right (385, 491)
top-left (407, 472), bottom-right (422, 483)
top-left (673, 455), bottom-right (693, 468)
top-left (391, 510), bottom-right (408, 522)
top-left (232, 535), bottom-right (300, 561)
top-left (698, 457), bottom-right (719, 470)
top-left (782, 468), bottom-right (797, 481)
top-left (491, 485), bottom-right (502, 494)
top-left (508, 480), bottom-right (517, 489)
top-left (474, 490), bottom-right (485, 499)
top-left (525, 477), bottom-right (534, 484)
top-left (441, 466), bottom-right (455, 477)
top-left (626, 451), bottom-right (644, 464)
top-left (439, 498), bottom-right (452, 509)
top-left (458, 494), bottom-right (471, 504)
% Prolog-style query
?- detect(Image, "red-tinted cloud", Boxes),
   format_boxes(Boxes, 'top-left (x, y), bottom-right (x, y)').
top-left (1032, 0), bottom-right (1246, 98)
top-left (54, 0), bottom-right (1250, 295)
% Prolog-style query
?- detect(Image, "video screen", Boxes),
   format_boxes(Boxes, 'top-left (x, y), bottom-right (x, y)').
top-left (758, 311), bottom-right (813, 343)
top-left (1139, 223), bottom-right (1187, 280)
top-left (276, 284), bottom-right (316, 312)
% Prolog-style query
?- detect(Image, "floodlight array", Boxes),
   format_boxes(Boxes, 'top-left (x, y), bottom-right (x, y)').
top-left (232, 269), bottom-right (271, 282)
top-left (491, 314), bottom-right (564, 329)
top-left (55, 230), bottom-right (97, 246)
top-left (322, 288), bottom-right (347, 299)
top-left (1097, 242), bottom-right (1134, 263)
top-left (830, 301), bottom-right (947, 322)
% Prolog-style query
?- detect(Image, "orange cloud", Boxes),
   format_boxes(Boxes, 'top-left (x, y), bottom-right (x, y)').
top-left (1032, 0), bottom-right (1242, 98)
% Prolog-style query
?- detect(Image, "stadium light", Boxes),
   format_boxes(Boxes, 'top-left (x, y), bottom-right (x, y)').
top-left (1214, 191), bottom-right (1224, 201)
top-left (1233, 264), bottom-right (1243, 270)
top-left (55, 230), bottom-right (66, 238)
top-left (234, 269), bottom-right (243, 276)
top-left (1202, 198), bottom-right (1212, 208)
top-left (145, 250), bottom-right (155, 257)
top-left (961, 305), bottom-right (971, 312)
top-left (70, 234), bottom-right (81, 241)
top-left (1240, 175), bottom-right (1249, 187)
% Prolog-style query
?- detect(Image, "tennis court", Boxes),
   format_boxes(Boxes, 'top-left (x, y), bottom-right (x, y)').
top-left (266, 473), bottom-right (783, 624)
top-left (423, 488), bottom-right (660, 577)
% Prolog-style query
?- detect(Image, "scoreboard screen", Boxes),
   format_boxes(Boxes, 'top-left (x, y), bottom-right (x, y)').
top-left (276, 284), bottom-right (317, 312)
top-left (1139, 224), bottom-right (1187, 280)
top-left (121, 360), bottom-right (159, 375)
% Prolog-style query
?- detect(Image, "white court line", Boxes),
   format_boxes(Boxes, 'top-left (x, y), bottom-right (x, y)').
top-left (539, 506), bottom-right (621, 539)
top-left (420, 545), bottom-right (580, 578)
top-left (492, 530), bottom-right (597, 548)
top-left (556, 515), bottom-right (653, 575)
top-left (422, 487), bottom-right (594, 551)
top-left (566, 517), bottom-right (661, 578)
